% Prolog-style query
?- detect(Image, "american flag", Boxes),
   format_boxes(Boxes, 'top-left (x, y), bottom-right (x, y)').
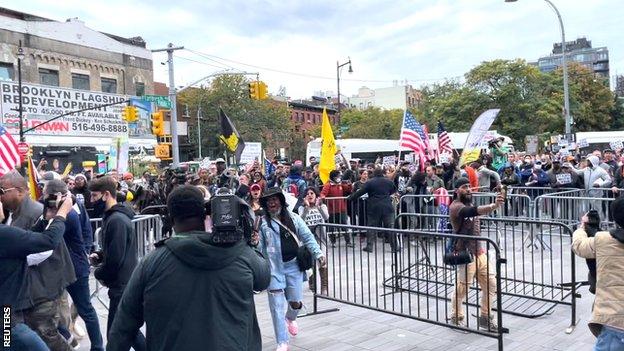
top-left (0, 125), bottom-right (20, 175)
top-left (400, 111), bottom-right (427, 161)
top-left (437, 121), bottom-right (453, 155)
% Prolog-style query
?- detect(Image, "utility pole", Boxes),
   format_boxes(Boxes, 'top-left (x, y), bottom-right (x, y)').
top-left (152, 43), bottom-right (184, 167)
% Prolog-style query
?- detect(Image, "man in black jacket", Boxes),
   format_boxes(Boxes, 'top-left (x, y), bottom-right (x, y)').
top-left (88, 176), bottom-right (145, 350)
top-left (0, 194), bottom-right (73, 351)
top-left (348, 167), bottom-right (398, 252)
top-left (107, 186), bottom-right (271, 351)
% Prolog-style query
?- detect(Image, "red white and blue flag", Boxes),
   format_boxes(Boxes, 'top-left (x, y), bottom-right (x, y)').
top-left (437, 121), bottom-right (453, 155)
top-left (400, 111), bottom-right (427, 165)
top-left (0, 125), bottom-right (20, 176)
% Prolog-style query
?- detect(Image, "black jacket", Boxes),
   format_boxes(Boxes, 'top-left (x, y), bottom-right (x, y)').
top-left (94, 204), bottom-right (137, 294)
top-left (0, 217), bottom-right (66, 312)
top-left (107, 232), bottom-right (271, 351)
top-left (349, 176), bottom-right (397, 215)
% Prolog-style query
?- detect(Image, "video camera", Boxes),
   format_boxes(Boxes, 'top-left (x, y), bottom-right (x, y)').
top-left (207, 189), bottom-right (254, 245)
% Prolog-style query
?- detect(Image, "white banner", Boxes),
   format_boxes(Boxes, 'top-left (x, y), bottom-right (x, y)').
top-left (460, 109), bottom-right (500, 165)
top-left (239, 142), bottom-right (262, 164)
top-left (0, 81), bottom-right (129, 137)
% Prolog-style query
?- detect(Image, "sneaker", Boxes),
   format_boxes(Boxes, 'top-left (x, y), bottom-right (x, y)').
top-left (478, 314), bottom-right (498, 332)
top-left (68, 335), bottom-right (80, 350)
top-left (362, 246), bottom-right (373, 253)
top-left (276, 343), bottom-right (289, 351)
top-left (286, 319), bottom-right (298, 336)
top-left (449, 315), bottom-right (465, 327)
top-left (346, 242), bottom-right (355, 248)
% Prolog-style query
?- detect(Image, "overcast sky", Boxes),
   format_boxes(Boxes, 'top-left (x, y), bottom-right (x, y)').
top-left (4, 0), bottom-right (622, 99)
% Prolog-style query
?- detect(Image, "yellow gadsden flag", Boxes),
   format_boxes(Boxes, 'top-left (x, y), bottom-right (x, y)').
top-left (319, 108), bottom-right (337, 184)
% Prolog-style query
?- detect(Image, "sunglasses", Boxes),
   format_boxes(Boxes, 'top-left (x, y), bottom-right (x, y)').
top-left (0, 187), bottom-right (17, 195)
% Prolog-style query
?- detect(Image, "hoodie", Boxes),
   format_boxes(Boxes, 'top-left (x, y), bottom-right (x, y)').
top-left (576, 156), bottom-right (611, 197)
top-left (94, 203), bottom-right (137, 294)
top-left (106, 232), bottom-right (270, 351)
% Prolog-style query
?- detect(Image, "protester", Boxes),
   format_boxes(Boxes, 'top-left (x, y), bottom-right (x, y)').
top-left (348, 167), bottom-right (398, 253)
top-left (298, 187), bottom-right (329, 295)
top-left (0, 171), bottom-right (43, 229)
top-left (42, 180), bottom-right (104, 351)
top-left (88, 176), bottom-right (146, 350)
top-left (107, 186), bottom-right (270, 351)
top-left (572, 197), bottom-right (624, 350)
top-left (448, 178), bottom-right (503, 331)
top-left (320, 170), bottom-right (353, 247)
top-left (258, 188), bottom-right (325, 351)
top-left (0, 195), bottom-right (73, 351)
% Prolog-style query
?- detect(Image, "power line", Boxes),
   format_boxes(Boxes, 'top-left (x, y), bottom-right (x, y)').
top-left (173, 55), bottom-right (233, 71)
top-left (184, 48), bottom-right (461, 83)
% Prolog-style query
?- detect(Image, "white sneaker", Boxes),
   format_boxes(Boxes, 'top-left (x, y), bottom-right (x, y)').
top-left (276, 343), bottom-right (289, 351)
top-left (71, 322), bottom-right (86, 339)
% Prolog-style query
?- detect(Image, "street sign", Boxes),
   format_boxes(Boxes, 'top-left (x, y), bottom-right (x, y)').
top-left (142, 95), bottom-right (172, 109)
top-left (17, 142), bottom-right (29, 156)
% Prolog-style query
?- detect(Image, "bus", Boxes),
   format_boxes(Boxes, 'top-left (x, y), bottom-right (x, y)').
top-left (306, 131), bottom-right (514, 166)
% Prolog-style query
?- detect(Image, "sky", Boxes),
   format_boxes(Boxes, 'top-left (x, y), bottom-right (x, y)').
top-left (4, 0), bottom-right (623, 99)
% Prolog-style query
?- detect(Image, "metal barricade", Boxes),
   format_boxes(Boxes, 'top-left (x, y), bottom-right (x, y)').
top-left (395, 213), bottom-right (579, 334)
top-left (535, 192), bottom-right (617, 230)
top-left (309, 223), bottom-right (507, 351)
top-left (90, 214), bottom-right (163, 258)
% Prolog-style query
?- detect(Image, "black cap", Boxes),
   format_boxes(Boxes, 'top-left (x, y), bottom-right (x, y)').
top-left (454, 177), bottom-right (470, 189)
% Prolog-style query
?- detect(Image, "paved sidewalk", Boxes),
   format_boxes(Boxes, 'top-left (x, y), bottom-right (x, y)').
top-left (76, 279), bottom-right (596, 351)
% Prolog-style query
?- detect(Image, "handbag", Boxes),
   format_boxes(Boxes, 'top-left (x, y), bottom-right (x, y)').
top-left (443, 237), bottom-right (473, 266)
top-left (269, 219), bottom-right (315, 271)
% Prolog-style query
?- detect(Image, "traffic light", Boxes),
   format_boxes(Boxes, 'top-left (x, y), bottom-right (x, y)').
top-left (258, 81), bottom-right (268, 100)
top-left (249, 81), bottom-right (259, 100)
top-left (150, 111), bottom-right (164, 136)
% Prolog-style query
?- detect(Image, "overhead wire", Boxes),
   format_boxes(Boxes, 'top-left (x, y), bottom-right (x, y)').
top-left (184, 48), bottom-right (462, 84)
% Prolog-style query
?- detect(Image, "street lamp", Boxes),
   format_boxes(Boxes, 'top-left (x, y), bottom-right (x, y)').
top-left (336, 57), bottom-right (353, 116)
top-left (16, 40), bottom-right (25, 142)
top-left (505, 0), bottom-right (572, 137)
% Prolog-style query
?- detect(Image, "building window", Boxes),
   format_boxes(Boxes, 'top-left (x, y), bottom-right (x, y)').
top-left (135, 82), bottom-right (145, 96)
top-left (72, 73), bottom-right (90, 90)
top-left (39, 68), bottom-right (59, 86)
top-left (101, 77), bottom-right (117, 93)
top-left (0, 63), bottom-right (14, 81)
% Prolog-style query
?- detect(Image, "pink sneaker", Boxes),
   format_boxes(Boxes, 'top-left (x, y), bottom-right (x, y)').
top-left (286, 318), bottom-right (299, 336)
top-left (276, 343), bottom-right (289, 351)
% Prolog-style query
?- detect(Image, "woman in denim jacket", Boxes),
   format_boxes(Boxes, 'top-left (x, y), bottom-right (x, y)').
top-left (258, 188), bottom-right (326, 351)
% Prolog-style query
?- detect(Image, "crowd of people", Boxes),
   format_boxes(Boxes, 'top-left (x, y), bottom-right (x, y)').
top-left (2, 145), bottom-right (624, 351)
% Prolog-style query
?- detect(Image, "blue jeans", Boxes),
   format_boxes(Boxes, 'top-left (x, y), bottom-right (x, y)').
top-left (595, 326), bottom-right (624, 351)
top-left (67, 276), bottom-right (104, 351)
top-left (7, 323), bottom-right (49, 351)
top-left (267, 259), bottom-right (304, 345)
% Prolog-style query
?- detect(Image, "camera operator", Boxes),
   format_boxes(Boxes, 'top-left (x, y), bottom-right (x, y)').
top-left (0, 194), bottom-right (72, 351)
top-left (107, 185), bottom-right (270, 351)
top-left (572, 197), bottom-right (624, 350)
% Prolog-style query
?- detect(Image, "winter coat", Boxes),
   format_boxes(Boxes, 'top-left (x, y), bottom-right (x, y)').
top-left (94, 204), bottom-right (137, 294)
top-left (572, 227), bottom-right (624, 336)
top-left (107, 232), bottom-right (270, 351)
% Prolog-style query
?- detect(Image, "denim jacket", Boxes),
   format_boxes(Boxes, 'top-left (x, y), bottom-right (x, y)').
top-left (258, 212), bottom-right (323, 290)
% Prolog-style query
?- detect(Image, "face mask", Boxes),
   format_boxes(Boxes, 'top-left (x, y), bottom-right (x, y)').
top-left (333, 177), bottom-right (342, 183)
top-left (92, 196), bottom-right (107, 217)
top-left (534, 164), bottom-right (542, 170)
